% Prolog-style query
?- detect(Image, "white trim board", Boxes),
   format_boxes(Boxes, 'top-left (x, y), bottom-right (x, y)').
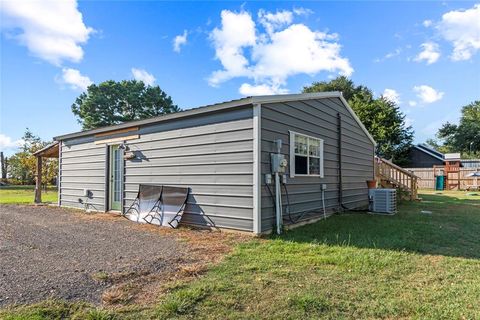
top-left (289, 130), bottom-right (325, 178)
top-left (252, 103), bottom-right (262, 235)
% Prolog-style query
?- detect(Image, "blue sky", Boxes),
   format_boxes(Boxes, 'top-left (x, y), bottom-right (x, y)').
top-left (1, 1), bottom-right (479, 155)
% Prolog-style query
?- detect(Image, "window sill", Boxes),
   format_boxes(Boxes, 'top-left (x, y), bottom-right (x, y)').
top-left (291, 174), bottom-right (323, 178)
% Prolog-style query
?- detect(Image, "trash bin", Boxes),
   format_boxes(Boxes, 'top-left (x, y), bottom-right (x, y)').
top-left (435, 175), bottom-right (444, 190)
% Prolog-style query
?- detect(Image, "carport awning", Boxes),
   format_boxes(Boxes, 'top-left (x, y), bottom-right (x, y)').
top-left (33, 142), bottom-right (59, 158)
top-left (34, 142), bottom-right (59, 204)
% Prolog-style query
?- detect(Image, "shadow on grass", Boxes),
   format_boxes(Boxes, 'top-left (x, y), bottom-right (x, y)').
top-left (279, 193), bottom-right (480, 259)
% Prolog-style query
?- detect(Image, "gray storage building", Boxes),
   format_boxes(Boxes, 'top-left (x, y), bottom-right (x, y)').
top-left (54, 92), bottom-right (376, 234)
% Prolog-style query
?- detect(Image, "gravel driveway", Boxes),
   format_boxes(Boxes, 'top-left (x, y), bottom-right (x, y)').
top-left (0, 205), bottom-right (186, 307)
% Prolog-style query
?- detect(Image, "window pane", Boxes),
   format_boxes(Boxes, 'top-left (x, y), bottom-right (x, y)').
top-left (295, 135), bottom-right (308, 155)
top-left (309, 138), bottom-right (320, 157)
top-left (113, 149), bottom-right (121, 201)
top-left (309, 157), bottom-right (320, 175)
top-left (295, 155), bottom-right (308, 174)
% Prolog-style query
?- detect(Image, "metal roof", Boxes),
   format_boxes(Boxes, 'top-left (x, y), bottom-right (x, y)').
top-left (413, 144), bottom-right (445, 161)
top-left (33, 141), bottom-right (59, 158)
top-left (417, 143), bottom-right (443, 156)
top-left (54, 92), bottom-right (376, 145)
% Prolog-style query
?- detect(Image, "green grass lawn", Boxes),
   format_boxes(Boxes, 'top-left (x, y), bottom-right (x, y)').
top-left (2, 190), bottom-right (480, 320)
top-left (0, 185), bottom-right (58, 204)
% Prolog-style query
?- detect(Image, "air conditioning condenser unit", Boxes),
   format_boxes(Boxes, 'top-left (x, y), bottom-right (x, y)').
top-left (369, 189), bottom-right (397, 214)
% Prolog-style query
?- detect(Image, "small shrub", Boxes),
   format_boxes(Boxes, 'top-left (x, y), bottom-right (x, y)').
top-left (83, 309), bottom-right (118, 320)
top-left (156, 285), bottom-right (211, 317)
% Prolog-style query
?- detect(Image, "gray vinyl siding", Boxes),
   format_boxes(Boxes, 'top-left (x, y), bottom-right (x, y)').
top-left (57, 95), bottom-right (374, 234)
top-left (123, 113), bottom-right (255, 231)
top-left (58, 106), bottom-right (255, 231)
top-left (260, 97), bottom-right (374, 232)
top-left (60, 141), bottom-right (107, 211)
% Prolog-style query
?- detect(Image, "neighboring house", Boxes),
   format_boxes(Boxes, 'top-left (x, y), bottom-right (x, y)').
top-left (407, 144), bottom-right (446, 168)
top-left (51, 92), bottom-right (376, 234)
top-left (407, 144), bottom-right (480, 169)
top-left (460, 159), bottom-right (480, 168)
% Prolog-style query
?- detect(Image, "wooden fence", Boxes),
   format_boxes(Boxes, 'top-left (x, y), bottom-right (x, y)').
top-left (405, 167), bottom-right (480, 190)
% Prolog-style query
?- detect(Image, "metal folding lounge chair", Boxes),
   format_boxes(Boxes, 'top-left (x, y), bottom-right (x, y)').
top-left (124, 184), bottom-right (163, 224)
top-left (160, 186), bottom-right (190, 228)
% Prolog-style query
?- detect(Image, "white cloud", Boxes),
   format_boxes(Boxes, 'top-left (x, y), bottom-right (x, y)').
top-left (374, 48), bottom-right (401, 62)
top-left (252, 24), bottom-right (352, 81)
top-left (385, 49), bottom-right (401, 59)
top-left (404, 117), bottom-right (414, 128)
top-left (382, 88), bottom-right (401, 104)
top-left (209, 10), bottom-right (256, 86)
top-left (437, 4), bottom-right (480, 61)
top-left (209, 10), bottom-right (352, 93)
top-left (293, 7), bottom-right (314, 16)
top-left (173, 30), bottom-right (188, 52)
top-left (0, 134), bottom-right (24, 151)
top-left (408, 100), bottom-right (418, 107)
top-left (60, 68), bottom-right (92, 91)
top-left (258, 9), bottom-right (293, 34)
top-left (413, 85), bottom-right (444, 104)
top-left (239, 83), bottom-right (289, 96)
top-left (131, 68), bottom-right (156, 86)
top-left (1, 0), bottom-right (94, 65)
top-left (414, 42), bottom-right (441, 64)
top-left (423, 20), bottom-right (433, 27)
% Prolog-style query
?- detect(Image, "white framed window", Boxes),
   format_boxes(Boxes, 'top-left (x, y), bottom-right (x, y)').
top-left (289, 131), bottom-right (324, 178)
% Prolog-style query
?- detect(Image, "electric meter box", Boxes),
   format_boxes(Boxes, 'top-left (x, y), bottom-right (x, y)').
top-left (271, 154), bottom-right (287, 174)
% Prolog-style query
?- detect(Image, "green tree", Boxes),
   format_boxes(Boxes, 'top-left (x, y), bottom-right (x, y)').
top-left (424, 138), bottom-right (450, 154)
top-left (7, 129), bottom-right (58, 185)
top-left (303, 76), bottom-right (414, 165)
top-left (435, 101), bottom-right (480, 157)
top-left (303, 76), bottom-right (373, 102)
top-left (72, 80), bottom-right (180, 130)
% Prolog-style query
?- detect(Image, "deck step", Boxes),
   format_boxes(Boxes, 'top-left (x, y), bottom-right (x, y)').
top-left (375, 157), bottom-right (420, 201)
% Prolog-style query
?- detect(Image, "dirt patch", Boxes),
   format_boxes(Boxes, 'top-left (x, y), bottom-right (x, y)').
top-left (0, 205), bottom-right (249, 308)
top-left (123, 223), bottom-right (252, 306)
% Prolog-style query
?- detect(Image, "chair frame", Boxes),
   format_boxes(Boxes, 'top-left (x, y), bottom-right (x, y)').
top-left (123, 185), bottom-right (163, 223)
top-left (123, 184), bottom-right (189, 228)
top-left (166, 192), bottom-right (189, 228)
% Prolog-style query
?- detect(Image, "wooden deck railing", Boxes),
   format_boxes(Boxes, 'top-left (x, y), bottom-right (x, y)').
top-left (375, 157), bottom-right (419, 200)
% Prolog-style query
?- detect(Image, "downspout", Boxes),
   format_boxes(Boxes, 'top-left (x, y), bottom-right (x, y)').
top-left (58, 141), bottom-right (62, 207)
top-left (337, 112), bottom-right (343, 210)
top-left (252, 103), bottom-right (262, 235)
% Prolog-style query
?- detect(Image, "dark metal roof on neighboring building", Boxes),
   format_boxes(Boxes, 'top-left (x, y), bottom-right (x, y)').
top-left (413, 144), bottom-right (445, 161)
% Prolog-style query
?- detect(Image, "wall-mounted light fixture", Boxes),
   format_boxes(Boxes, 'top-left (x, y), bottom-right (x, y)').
top-left (119, 142), bottom-right (137, 160)
top-left (124, 150), bottom-right (136, 160)
top-left (118, 142), bottom-right (128, 151)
